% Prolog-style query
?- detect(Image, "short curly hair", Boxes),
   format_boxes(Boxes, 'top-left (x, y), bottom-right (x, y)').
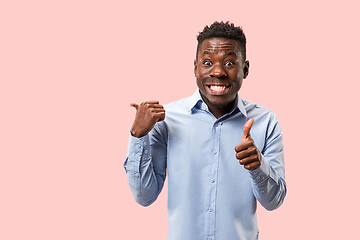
top-left (196, 21), bottom-right (247, 60)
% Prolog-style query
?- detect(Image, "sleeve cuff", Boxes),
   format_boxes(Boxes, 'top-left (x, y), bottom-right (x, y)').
top-left (124, 133), bottom-right (151, 173)
top-left (249, 153), bottom-right (271, 184)
top-left (127, 133), bottom-right (151, 162)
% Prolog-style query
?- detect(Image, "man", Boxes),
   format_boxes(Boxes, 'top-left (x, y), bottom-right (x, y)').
top-left (124, 21), bottom-right (286, 240)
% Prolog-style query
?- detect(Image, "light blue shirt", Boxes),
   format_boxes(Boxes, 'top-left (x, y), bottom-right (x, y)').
top-left (124, 90), bottom-right (286, 240)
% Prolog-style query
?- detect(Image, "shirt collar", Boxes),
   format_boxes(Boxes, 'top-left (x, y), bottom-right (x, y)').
top-left (187, 89), bottom-right (247, 117)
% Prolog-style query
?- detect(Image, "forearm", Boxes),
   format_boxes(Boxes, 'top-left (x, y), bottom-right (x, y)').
top-left (124, 134), bottom-right (166, 206)
top-left (249, 154), bottom-right (287, 210)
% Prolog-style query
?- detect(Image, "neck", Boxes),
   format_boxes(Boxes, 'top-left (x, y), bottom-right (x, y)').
top-left (202, 96), bottom-right (237, 119)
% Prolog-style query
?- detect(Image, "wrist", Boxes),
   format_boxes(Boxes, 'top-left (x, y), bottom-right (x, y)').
top-left (130, 127), bottom-right (146, 138)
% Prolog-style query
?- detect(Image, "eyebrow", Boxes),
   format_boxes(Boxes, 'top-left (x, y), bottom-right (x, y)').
top-left (225, 52), bottom-right (237, 56)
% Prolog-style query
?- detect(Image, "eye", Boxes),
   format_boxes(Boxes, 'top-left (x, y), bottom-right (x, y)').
top-left (224, 61), bottom-right (235, 67)
top-left (203, 60), bottom-right (212, 66)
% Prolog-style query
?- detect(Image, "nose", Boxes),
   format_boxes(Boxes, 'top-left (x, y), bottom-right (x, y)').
top-left (210, 63), bottom-right (227, 78)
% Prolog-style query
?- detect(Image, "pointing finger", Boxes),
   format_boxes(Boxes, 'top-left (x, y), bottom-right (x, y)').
top-left (242, 118), bottom-right (254, 141)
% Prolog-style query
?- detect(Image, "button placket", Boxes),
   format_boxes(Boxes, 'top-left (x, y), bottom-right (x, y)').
top-left (205, 121), bottom-right (222, 240)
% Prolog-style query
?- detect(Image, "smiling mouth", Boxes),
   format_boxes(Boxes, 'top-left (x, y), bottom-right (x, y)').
top-left (207, 84), bottom-right (230, 94)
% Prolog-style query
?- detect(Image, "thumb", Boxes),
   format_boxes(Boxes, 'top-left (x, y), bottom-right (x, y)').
top-left (242, 118), bottom-right (254, 141)
top-left (130, 103), bottom-right (139, 110)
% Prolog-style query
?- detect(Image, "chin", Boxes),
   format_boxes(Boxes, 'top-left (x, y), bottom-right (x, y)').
top-left (206, 96), bottom-right (233, 108)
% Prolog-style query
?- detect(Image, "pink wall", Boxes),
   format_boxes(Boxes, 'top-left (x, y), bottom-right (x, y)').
top-left (1, 0), bottom-right (359, 239)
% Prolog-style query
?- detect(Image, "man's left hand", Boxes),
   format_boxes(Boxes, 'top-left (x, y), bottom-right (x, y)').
top-left (235, 118), bottom-right (261, 170)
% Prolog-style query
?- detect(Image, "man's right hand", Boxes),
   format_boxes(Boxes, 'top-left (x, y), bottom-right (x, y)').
top-left (130, 101), bottom-right (165, 138)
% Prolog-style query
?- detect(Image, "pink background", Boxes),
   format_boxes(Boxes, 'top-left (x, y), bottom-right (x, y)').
top-left (1, 0), bottom-right (359, 239)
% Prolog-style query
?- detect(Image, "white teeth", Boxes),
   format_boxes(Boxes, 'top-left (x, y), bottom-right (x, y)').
top-left (210, 85), bottom-right (226, 91)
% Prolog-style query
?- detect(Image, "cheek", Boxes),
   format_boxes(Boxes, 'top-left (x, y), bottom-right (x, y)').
top-left (230, 71), bottom-right (243, 88)
top-left (235, 80), bottom-right (243, 91)
top-left (197, 66), bottom-right (210, 77)
top-left (234, 68), bottom-right (243, 79)
top-left (196, 78), bottom-right (204, 88)
top-left (233, 72), bottom-right (244, 85)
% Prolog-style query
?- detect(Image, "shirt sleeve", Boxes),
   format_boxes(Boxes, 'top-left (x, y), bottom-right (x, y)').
top-left (248, 114), bottom-right (287, 211)
top-left (123, 122), bottom-right (167, 207)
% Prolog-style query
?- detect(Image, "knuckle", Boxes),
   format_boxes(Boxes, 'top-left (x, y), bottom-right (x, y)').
top-left (244, 157), bottom-right (253, 163)
top-left (243, 141), bottom-right (250, 148)
top-left (244, 149), bottom-right (251, 156)
top-left (250, 147), bottom-right (257, 154)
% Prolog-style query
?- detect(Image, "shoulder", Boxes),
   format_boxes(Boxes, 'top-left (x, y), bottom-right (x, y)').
top-left (241, 99), bottom-right (281, 135)
top-left (241, 98), bottom-right (278, 121)
top-left (241, 99), bottom-right (283, 146)
top-left (163, 95), bottom-right (194, 114)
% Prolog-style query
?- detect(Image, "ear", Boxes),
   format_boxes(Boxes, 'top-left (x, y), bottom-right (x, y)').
top-left (243, 60), bottom-right (250, 79)
top-left (194, 59), bottom-right (198, 77)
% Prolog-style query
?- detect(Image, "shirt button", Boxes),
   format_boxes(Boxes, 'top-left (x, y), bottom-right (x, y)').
top-left (213, 151), bottom-right (217, 155)
top-left (135, 173), bottom-right (140, 178)
top-left (144, 142), bottom-right (147, 146)
top-left (209, 208), bottom-right (213, 212)
top-left (210, 179), bottom-right (215, 183)
top-left (145, 150), bottom-right (148, 154)
top-left (137, 145), bottom-right (141, 148)
top-left (256, 176), bottom-right (261, 180)
top-left (260, 190), bottom-right (265, 194)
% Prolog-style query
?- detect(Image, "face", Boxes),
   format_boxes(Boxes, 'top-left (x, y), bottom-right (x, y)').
top-left (194, 37), bottom-right (249, 117)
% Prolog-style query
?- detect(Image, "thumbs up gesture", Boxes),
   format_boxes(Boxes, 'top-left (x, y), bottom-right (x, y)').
top-left (130, 101), bottom-right (165, 138)
top-left (235, 119), bottom-right (261, 170)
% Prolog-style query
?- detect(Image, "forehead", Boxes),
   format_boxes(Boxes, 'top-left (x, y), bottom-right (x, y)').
top-left (198, 37), bottom-right (242, 56)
